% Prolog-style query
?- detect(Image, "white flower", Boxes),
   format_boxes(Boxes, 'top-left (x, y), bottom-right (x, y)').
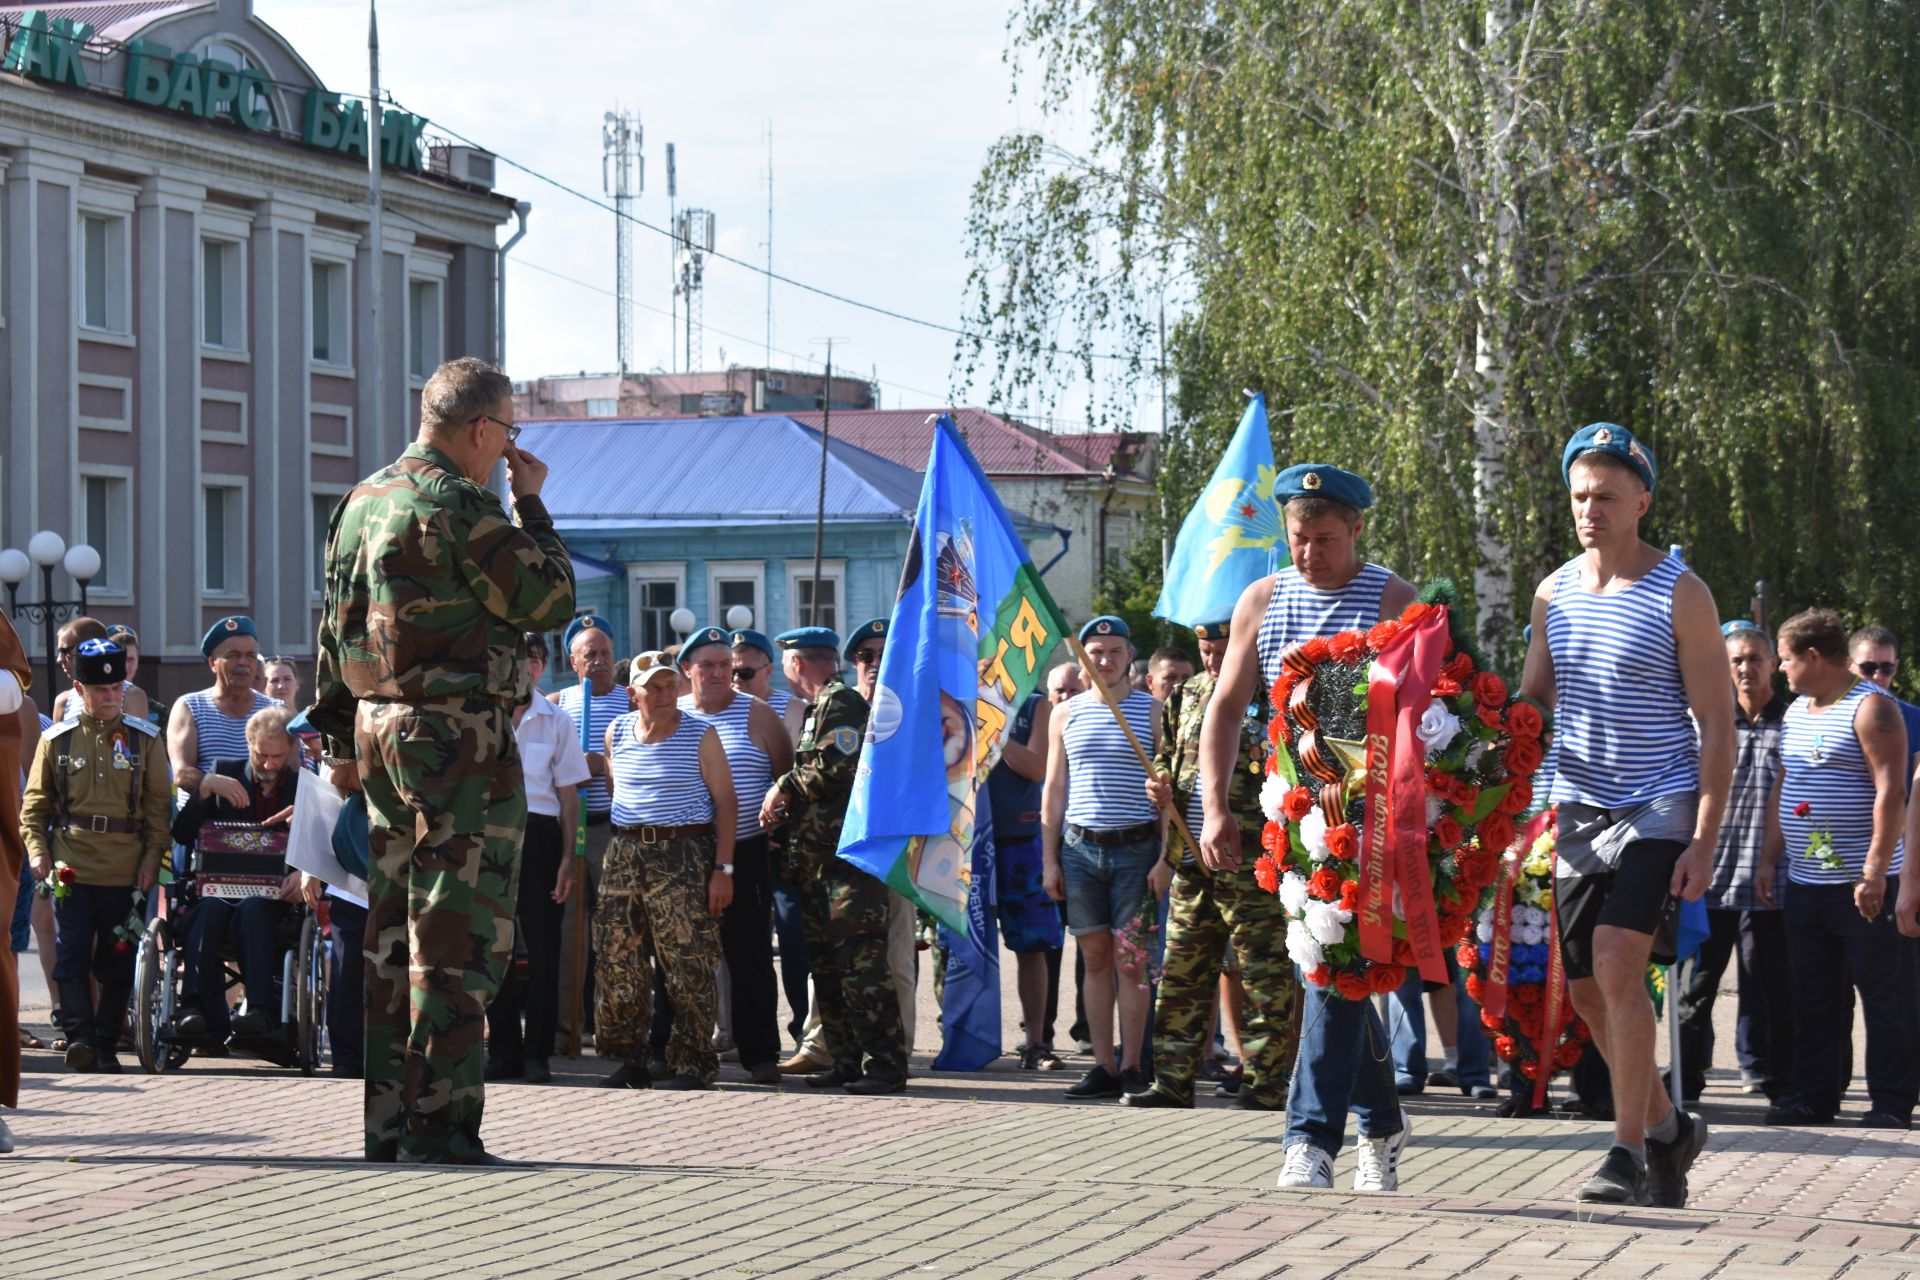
top-left (1260, 772), bottom-right (1291, 824)
top-left (1427, 794), bottom-right (1446, 826)
top-left (1516, 924), bottom-right (1544, 947)
top-left (1298, 809), bottom-right (1332, 862)
top-left (1305, 899), bottom-right (1353, 946)
top-left (1417, 699), bottom-right (1462, 756)
top-left (1476, 913), bottom-right (1495, 943)
top-left (1285, 920), bottom-right (1325, 970)
top-left (1279, 871), bottom-right (1311, 917)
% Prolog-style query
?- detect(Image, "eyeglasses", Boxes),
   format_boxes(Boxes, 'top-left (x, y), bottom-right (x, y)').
top-left (477, 413), bottom-right (521, 444)
top-left (1858, 660), bottom-right (1899, 678)
top-left (851, 648), bottom-right (885, 666)
top-left (56, 645), bottom-right (75, 656)
top-left (731, 665), bottom-right (767, 681)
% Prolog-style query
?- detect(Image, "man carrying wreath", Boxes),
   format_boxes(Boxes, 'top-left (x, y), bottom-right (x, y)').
top-left (1518, 423), bottom-right (1733, 1208)
top-left (1200, 463), bottom-right (1416, 1191)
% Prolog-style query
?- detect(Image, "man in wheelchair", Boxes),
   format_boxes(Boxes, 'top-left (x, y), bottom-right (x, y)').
top-left (168, 705), bottom-right (301, 1048)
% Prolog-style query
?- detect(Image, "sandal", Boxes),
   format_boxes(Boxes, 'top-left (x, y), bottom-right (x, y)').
top-left (19, 1029), bottom-right (45, 1050)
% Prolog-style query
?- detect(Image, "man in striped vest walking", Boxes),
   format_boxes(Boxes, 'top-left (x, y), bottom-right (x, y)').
top-left (1519, 423), bottom-right (1734, 1208)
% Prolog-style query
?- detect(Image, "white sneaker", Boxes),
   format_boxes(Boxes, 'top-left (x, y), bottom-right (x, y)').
top-left (1353, 1110), bottom-right (1411, 1191)
top-left (1276, 1141), bottom-right (1334, 1189)
top-left (0, 1117), bottom-right (13, 1154)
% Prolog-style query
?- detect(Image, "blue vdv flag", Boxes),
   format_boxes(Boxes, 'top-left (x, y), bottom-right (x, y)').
top-left (1154, 392), bottom-right (1284, 627)
top-left (932, 784), bottom-right (1001, 1071)
top-left (838, 416), bottom-right (1069, 933)
top-left (1673, 897), bottom-right (1710, 963)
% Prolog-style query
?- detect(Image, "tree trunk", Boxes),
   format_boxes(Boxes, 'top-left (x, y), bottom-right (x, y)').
top-left (1471, 0), bottom-right (1521, 660)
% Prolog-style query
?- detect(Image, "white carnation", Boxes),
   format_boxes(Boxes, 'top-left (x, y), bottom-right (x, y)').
top-left (1260, 771), bottom-right (1291, 824)
top-left (1279, 871), bottom-right (1311, 918)
top-left (1298, 809), bottom-right (1332, 863)
top-left (1305, 899), bottom-right (1353, 947)
top-left (1516, 924), bottom-right (1544, 947)
top-left (1417, 700), bottom-right (1462, 757)
top-left (1476, 913), bottom-right (1495, 943)
top-left (1285, 920), bottom-right (1325, 970)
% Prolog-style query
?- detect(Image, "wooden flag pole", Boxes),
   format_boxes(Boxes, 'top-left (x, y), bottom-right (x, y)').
top-left (1066, 636), bottom-right (1206, 873)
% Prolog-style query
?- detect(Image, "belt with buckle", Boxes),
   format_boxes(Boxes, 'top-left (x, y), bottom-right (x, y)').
top-left (613, 822), bottom-right (714, 845)
top-left (59, 816), bottom-right (142, 835)
top-left (1066, 821), bottom-right (1157, 847)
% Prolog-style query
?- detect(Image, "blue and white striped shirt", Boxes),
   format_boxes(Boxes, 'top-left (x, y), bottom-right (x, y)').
top-left (183, 688), bottom-right (278, 773)
top-left (1062, 687), bottom-right (1157, 829)
top-left (61, 681), bottom-right (140, 723)
top-left (1545, 555), bottom-right (1698, 809)
top-left (766, 688), bottom-right (792, 719)
top-left (1255, 563), bottom-right (1392, 685)
top-left (680, 692), bottom-right (768, 839)
top-left (1780, 682), bottom-right (1904, 885)
top-left (558, 683), bottom-right (632, 815)
top-left (608, 712), bottom-right (714, 828)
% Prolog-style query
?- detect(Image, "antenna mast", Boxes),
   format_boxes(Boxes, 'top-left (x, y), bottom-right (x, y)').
top-left (676, 206), bottom-right (714, 372)
top-left (601, 108), bottom-right (641, 376)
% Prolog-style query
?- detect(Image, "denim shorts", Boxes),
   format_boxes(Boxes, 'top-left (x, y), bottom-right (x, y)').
top-left (1061, 826), bottom-right (1162, 936)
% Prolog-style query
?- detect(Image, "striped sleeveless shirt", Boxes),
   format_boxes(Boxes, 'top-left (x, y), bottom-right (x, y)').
top-left (183, 688), bottom-right (278, 772)
top-left (558, 683), bottom-right (632, 815)
top-left (1779, 681), bottom-right (1904, 885)
top-left (1544, 555), bottom-right (1698, 808)
top-left (62, 681), bottom-right (140, 723)
top-left (1061, 687), bottom-right (1157, 829)
top-left (766, 688), bottom-right (792, 718)
top-left (680, 691), bottom-right (769, 838)
top-left (608, 711), bottom-right (714, 828)
top-left (1255, 563), bottom-right (1392, 685)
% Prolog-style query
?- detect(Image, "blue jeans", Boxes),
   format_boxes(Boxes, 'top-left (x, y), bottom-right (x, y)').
top-left (1286, 979), bottom-right (1403, 1157)
top-left (1389, 957), bottom-right (1490, 1089)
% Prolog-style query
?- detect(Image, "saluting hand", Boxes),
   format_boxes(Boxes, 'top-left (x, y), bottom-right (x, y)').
top-left (505, 442), bottom-right (549, 498)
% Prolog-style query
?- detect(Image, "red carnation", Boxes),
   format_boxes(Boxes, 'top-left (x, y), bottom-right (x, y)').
top-left (1456, 942), bottom-right (1478, 968)
top-left (1556, 1043), bottom-right (1583, 1069)
top-left (1512, 986), bottom-right (1541, 1010)
top-left (1282, 786), bottom-right (1314, 822)
top-left (1426, 767), bottom-right (1452, 796)
top-left (1431, 676), bottom-right (1462, 699)
top-left (1338, 880), bottom-right (1361, 913)
top-left (1794, 801), bottom-right (1811, 818)
top-left (1520, 1060), bottom-right (1545, 1081)
top-left (1435, 815), bottom-right (1464, 850)
top-left (1300, 638), bottom-right (1330, 664)
top-left (1481, 1009), bottom-right (1503, 1032)
top-left (1453, 781), bottom-right (1481, 812)
top-left (1307, 964), bottom-right (1334, 988)
top-left (1328, 631), bottom-right (1366, 664)
top-left (1261, 822), bottom-right (1286, 855)
top-left (1504, 738), bottom-right (1544, 778)
top-left (1390, 936), bottom-right (1414, 964)
top-left (1366, 620), bottom-right (1402, 652)
top-left (1480, 812), bottom-right (1516, 854)
top-left (1477, 702), bottom-right (1505, 731)
top-left (1367, 963), bottom-right (1404, 995)
top-left (57, 865), bottom-right (77, 885)
top-left (1334, 970), bottom-right (1372, 1001)
top-left (1464, 972), bottom-right (1485, 1003)
top-left (1325, 822), bottom-right (1359, 862)
top-left (114, 939), bottom-right (131, 955)
top-left (1268, 716), bottom-right (1289, 749)
top-left (1400, 603), bottom-right (1433, 626)
top-left (1307, 867), bottom-right (1341, 901)
top-left (1441, 651), bottom-right (1475, 681)
top-left (1253, 853), bottom-right (1281, 894)
top-left (1493, 1035), bottom-right (1517, 1061)
top-left (1506, 701), bottom-right (1544, 739)
top-left (1497, 779), bottom-right (1533, 816)
top-left (1471, 671), bottom-right (1508, 708)
top-left (1269, 675), bottom-right (1291, 711)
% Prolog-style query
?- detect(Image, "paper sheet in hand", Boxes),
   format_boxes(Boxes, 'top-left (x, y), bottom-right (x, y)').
top-left (288, 768), bottom-right (369, 906)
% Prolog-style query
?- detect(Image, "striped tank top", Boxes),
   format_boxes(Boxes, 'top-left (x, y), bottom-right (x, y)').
top-left (766, 688), bottom-right (792, 718)
top-left (558, 683), bottom-right (632, 815)
top-left (62, 681), bottom-right (140, 723)
top-left (1779, 681), bottom-right (1904, 885)
top-left (1544, 555), bottom-right (1698, 808)
top-left (184, 688), bottom-right (278, 772)
top-left (1255, 563), bottom-right (1392, 685)
top-left (1061, 687), bottom-right (1157, 829)
top-left (680, 691), bottom-right (769, 838)
top-left (608, 711), bottom-right (714, 828)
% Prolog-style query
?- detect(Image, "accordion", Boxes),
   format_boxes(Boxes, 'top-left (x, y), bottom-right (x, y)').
top-left (193, 822), bottom-right (289, 900)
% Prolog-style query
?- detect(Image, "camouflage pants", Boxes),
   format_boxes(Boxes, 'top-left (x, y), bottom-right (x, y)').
top-left (795, 854), bottom-right (906, 1083)
top-left (594, 829), bottom-right (720, 1082)
top-left (356, 697), bottom-right (524, 1163)
top-left (1147, 857), bottom-right (1301, 1108)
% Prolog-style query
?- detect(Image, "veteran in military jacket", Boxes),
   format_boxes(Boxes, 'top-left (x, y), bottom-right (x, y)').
top-left (1127, 617), bottom-right (1300, 1111)
top-left (20, 639), bottom-right (170, 1072)
top-left (759, 626), bottom-right (907, 1094)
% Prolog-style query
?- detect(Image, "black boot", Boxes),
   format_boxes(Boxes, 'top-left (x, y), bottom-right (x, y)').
top-left (94, 983), bottom-right (132, 1072)
top-left (58, 978), bottom-right (96, 1072)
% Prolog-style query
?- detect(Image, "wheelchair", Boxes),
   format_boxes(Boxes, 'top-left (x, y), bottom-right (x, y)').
top-left (132, 821), bottom-right (329, 1075)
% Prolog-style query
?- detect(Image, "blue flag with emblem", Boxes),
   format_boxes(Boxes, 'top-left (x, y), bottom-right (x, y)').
top-left (1153, 391), bottom-right (1284, 627)
top-left (932, 783), bottom-right (1000, 1071)
top-left (838, 415), bottom-right (1070, 936)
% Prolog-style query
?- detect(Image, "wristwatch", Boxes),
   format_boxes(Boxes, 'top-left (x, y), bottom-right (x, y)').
top-left (717, 862), bottom-right (735, 877)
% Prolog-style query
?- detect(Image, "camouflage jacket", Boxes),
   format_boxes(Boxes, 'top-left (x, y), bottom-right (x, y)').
top-left (775, 678), bottom-right (868, 864)
top-left (310, 443), bottom-right (575, 757)
top-left (1153, 671), bottom-right (1267, 862)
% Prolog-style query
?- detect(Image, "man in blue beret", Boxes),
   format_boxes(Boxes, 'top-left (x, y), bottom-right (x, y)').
top-left (168, 615), bottom-right (276, 809)
top-left (552, 613), bottom-right (625, 1052)
top-left (1197, 462), bottom-right (1418, 1190)
top-left (1520, 422), bottom-right (1731, 1207)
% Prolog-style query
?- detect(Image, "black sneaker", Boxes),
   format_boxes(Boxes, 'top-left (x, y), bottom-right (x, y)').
top-left (1428, 1066), bottom-right (1461, 1090)
top-left (1120, 1086), bottom-right (1188, 1108)
top-left (1765, 1097), bottom-right (1836, 1126)
top-left (1574, 1145), bottom-right (1649, 1206)
top-left (1646, 1111), bottom-right (1707, 1208)
top-left (1861, 1110), bottom-right (1913, 1130)
top-left (597, 1062), bottom-right (651, 1089)
top-left (483, 1059), bottom-right (525, 1081)
top-left (1026, 1045), bottom-right (1064, 1072)
top-left (1065, 1065), bottom-right (1123, 1099)
top-left (806, 1067), bottom-right (860, 1089)
top-left (1213, 1067), bottom-right (1244, 1098)
top-left (1119, 1067), bottom-right (1151, 1097)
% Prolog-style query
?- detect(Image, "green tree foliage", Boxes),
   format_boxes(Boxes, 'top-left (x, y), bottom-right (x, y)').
top-left (963, 0), bottom-right (1920, 676)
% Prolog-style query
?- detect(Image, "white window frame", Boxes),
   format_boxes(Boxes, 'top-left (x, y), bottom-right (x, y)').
top-left (309, 253), bottom-right (352, 368)
top-left (200, 477), bottom-right (249, 601)
top-left (625, 561), bottom-right (687, 654)
top-left (76, 465), bottom-right (134, 600)
top-left (785, 559), bottom-right (846, 633)
top-left (75, 192), bottom-right (134, 338)
top-left (705, 560), bottom-right (765, 632)
top-left (586, 397), bottom-right (617, 418)
top-left (199, 233), bottom-right (247, 354)
top-left (309, 485), bottom-right (349, 601)
top-left (406, 248), bottom-right (451, 385)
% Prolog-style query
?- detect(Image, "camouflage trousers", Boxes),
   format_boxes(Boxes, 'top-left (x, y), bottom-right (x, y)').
top-left (356, 697), bottom-right (524, 1162)
top-left (795, 854), bottom-right (906, 1083)
top-left (1147, 856), bottom-right (1301, 1108)
top-left (594, 828), bottom-right (720, 1082)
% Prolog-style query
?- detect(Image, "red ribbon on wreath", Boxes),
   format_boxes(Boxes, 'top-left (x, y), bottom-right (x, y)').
top-left (1535, 836), bottom-right (1568, 1112)
top-left (1482, 808), bottom-right (1553, 1022)
top-left (1359, 604), bottom-right (1452, 982)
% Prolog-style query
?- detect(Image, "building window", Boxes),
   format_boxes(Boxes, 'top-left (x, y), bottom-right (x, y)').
top-left (310, 491), bottom-right (341, 597)
top-left (715, 578), bottom-right (757, 625)
top-left (80, 472), bottom-right (131, 595)
top-left (633, 579), bottom-right (677, 651)
top-left (408, 278), bottom-right (442, 380)
top-left (203, 485), bottom-right (243, 595)
top-left (202, 238), bottom-right (245, 350)
top-left (79, 213), bottom-right (128, 332)
top-left (791, 574), bottom-right (838, 632)
top-left (311, 260), bottom-right (349, 364)
top-left (586, 397), bottom-right (617, 418)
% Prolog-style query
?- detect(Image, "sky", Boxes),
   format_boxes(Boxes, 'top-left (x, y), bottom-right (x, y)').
top-left (264, 0), bottom-right (1116, 428)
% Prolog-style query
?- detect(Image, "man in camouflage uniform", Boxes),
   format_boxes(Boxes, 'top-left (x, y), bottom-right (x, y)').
top-left (1125, 617), bottom-right (1299, 1111)
top-left (758, 627), bottom-right (907, 1095)
top-left (311, 357), bottom-right (575, 1163)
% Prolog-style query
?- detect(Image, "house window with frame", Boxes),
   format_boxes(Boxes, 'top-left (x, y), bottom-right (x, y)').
top-left (714, 578), bottom-right (757, 627)
top-left (310, 492), bottom-right (341, 596)
top-left (792, 574), bottom-right (838, 632)
top-left (80, 213), bottom-right (128, 332)
top-left (202, 238), bottom-right (245, 349)
top-left (204, 485), bottom-right (243, 595)
top-left (408, 278), bottom-right (442, 379)
top-left (311, 260), bottom-right (349, 363)
top-left (634, 579), bottom-right (678, 651)
top-left (80, 474), bottom-right (131, 595)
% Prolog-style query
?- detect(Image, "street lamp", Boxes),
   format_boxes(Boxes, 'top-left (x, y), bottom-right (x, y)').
top-left (668, 607), bottom-right (695, 637)
top-left (724, 605), bottom-right (753, 630)
top-left (0, 530), bottom-right (101, 706)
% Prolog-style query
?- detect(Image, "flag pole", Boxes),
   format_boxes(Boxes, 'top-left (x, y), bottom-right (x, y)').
top-left (1066, 635), bottom-right (1206, 875)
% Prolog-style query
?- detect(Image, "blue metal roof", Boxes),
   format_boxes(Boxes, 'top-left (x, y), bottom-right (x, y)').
top-left (520, 416), bottom-right (924, 530)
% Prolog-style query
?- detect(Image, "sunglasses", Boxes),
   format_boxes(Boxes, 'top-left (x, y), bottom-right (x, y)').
top-left (1858, 660), bottom-right (1899, 678)
top-left (731, 665), bottom-right (767, 681)
top-left (851, 648), bottom-right (885, 665)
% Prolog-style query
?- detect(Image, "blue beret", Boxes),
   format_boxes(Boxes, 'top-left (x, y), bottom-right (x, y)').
top-left (287, 709), bottom-right (320, 736)
top-left (1078, 615), bottom-right (1130, 643)
top-left (1721, 619), bottom-right (1769, 643)
top-left (1274, 463), bottom-right (1373, 511)
top-left (1562, 422), bottom-right (1656, 494)
top-left (776, 626), bottom-right (841, 653)
top-left (74, 638), bottom-right (126, 686)
top-left (729, 629), bottom-right (775, 663)
top-left (562, 615), bottom-right (611, 655)
top-left (843, 617), bottom-right (889, 660)
top-left (679, 626), bottom-right (730, 662)
top-left (1192, 619), bottom-right (1232, 641)
top-left (201, 615), bottom-right (257, 658)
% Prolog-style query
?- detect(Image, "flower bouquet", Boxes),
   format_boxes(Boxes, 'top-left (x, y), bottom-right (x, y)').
top-left (1253, 581), bottom-right (1547, 999)
top-left (33, 861), bottom-right (78, 901)
top-left (1462, 810), bottom-right (1589, 1113)
top-left (1113, 893), bottom-right (1162, 992)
